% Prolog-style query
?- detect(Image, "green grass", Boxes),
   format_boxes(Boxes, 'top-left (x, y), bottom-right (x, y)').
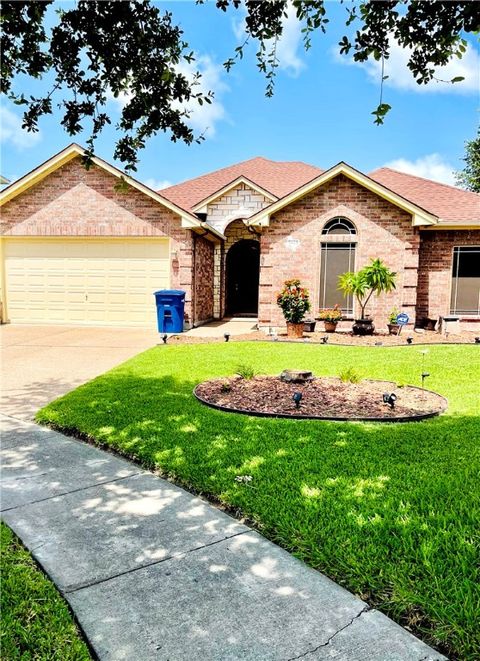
top-left (0, 523), bottom-right (91, 660)
top-left (37, 343), bottom-right (480, 659)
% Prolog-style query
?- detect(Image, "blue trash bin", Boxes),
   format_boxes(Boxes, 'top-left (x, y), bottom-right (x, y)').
top-left (154, 290), bottom-right (185, 333)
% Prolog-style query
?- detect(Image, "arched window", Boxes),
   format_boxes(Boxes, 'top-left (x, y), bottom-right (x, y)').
top-left (322, 217), bottom-right (356, 235)
top-left (319, 218), bottom-right (356, 315)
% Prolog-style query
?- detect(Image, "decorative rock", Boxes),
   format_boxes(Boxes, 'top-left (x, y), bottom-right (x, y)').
top-left (414, 328), bottom-right (425, 334)
top-left (280, 370), bottom-right (313, 383)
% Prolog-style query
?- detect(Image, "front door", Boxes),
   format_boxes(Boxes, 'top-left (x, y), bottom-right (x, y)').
top-left (226, 239), bottom-right (260, 316)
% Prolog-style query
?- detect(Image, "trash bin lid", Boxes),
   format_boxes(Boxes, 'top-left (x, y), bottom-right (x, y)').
top-left (154, 289), bottom-right (185, 297)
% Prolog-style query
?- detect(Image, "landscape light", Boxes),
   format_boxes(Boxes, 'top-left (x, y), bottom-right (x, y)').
top-left (475, 337), bottom-right (480, 344)
top-left (293, 392), bottom-right (303, 409)
top-left (421, 371), bottom-right (430, 388)
top-left (406, 336), bottom-right (414, 344)
top-left (321, 336), bottom-right (328, 344)
top-left (224, 332), bottom-right (230, 342)
top-left (383, 392), bottom-right (397, 409)
top-left (162, 334), bottom-right (168, 344)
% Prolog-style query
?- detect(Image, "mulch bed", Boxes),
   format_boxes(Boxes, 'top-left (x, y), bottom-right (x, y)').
top-left (194, 376), bottom-right (448, 421)
top-left (168, 329), bottom-right (478, 346)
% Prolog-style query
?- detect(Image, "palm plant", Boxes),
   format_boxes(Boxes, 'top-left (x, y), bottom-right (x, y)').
top-left (338, 259), bottom-right (397, 320)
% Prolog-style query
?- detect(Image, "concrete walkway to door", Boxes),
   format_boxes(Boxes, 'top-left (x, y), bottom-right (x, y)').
top-left (0, 325), bottom-right (158, 420)
top-left (1, 414), bottom-right (445, 661)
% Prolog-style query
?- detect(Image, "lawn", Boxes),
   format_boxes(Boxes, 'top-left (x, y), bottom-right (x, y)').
top-left (37, 342), bottom-right (480, 659)
top-left (1, 523), bottom-right (91, 660)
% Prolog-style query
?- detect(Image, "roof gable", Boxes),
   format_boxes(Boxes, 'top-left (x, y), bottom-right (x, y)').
top-left (247, 162), bottom-right (439, 228)
top-left (0, 144), bottom-right (225, 240)
top-left (192, 175), bottom-right (277, 213)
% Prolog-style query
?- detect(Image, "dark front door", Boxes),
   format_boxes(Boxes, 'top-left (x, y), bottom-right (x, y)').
top-left (226, 239), bottom-right (260, 316)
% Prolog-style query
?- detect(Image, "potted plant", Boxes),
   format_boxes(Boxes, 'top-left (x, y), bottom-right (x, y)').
top-left (276, 279), bottom-right (311, 338)
top-left (338, 259), bottom-right (397, 336)
top-left (318, 305), bottom-right (343, 332)
top-left (303, 319), bottom-right (317, 333)
top-left (387, 307), bottom-right (401, 335)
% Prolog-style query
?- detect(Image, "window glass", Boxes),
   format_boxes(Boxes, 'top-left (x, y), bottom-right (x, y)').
top-left (450, 246), bottom-right (480, 315)
top-left (322, 218), bottom-right (356, 235)
top-left (320, 243), bottom-right (355, 314)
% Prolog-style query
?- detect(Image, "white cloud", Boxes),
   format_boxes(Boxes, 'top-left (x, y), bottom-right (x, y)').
top-left (383, 154), bottom-right (456, 186)
top-left (107, 55), bottom-right (228, 138)
top-left (334, 39), bottom-right (479, 94)
top-left (143, 177), bottom-right (172, 191)
top-left (232, 3), bottom-right (305, 76)
top-left (0, 107), bottom-right (42, 149)
top-left (174, 55), bottom-right (227, 137)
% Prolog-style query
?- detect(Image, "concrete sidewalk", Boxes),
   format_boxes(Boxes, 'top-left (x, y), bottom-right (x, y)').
top-left (1, 414), bottom-right (445, 661)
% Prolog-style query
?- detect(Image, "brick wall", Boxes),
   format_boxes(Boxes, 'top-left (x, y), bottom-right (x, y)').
top-left (1, 157), bottom-right (196, 324)
top-left (194, 235), bottom-right (214, 324)
top-left (207, 183), bottom-right (273, 234)
top-left (417, 229), bottom-right (480, 329)
top-left (258, 175), bottom-right (419, 328)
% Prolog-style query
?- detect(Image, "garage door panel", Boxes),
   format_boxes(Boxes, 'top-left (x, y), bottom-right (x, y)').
top-left (4, 239), bottom-right (171, 326)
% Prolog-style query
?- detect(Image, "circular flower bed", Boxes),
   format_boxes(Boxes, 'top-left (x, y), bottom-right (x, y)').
top-left (194, 376), bottom-right (447, 422)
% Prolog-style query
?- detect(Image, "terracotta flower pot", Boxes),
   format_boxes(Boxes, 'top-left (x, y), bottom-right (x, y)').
top-left (387, 323), bottom-right (400, 335)
top-left (324, 321), bottom-right (338, 333)
top-left (286, 322), bottom-right (304, 338)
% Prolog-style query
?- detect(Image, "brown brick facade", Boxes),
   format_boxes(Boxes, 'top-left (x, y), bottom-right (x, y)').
top-left (258, 175), bottom-right (419, 328)
top-left (193, 235), bottom-right (215, 324)
top-left (416, 230), bottom-right (480, 329)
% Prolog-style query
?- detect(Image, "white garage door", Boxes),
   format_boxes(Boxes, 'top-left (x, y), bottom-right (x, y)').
top-left (3, 238), bottom-right (170, 326)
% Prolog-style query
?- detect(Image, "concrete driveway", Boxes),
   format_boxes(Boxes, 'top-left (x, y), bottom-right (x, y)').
top-left (0, 325), bottom-right (158, 420)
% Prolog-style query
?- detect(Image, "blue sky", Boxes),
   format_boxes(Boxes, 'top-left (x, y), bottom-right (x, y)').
top-left (1, 1), bottom-right (479, 189)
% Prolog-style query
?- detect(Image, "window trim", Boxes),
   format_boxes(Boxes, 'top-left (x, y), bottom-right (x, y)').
top-left (321, 217), bottom-right (357, 236)
top-left (449, 245), bottom-right (480, 317)
top-left (319, 241), bottom-right (356, 316)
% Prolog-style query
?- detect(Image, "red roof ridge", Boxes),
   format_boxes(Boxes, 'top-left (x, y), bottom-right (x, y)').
top-left (370, 166), bottom-right (477, 195)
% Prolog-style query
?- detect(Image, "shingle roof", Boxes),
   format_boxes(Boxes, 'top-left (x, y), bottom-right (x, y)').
top-left (160, 157), bottom-right (323, 211)
top-left (369, 167), bottom-right (479, 226)
top-left (161, 157), bottom-right (479, 226)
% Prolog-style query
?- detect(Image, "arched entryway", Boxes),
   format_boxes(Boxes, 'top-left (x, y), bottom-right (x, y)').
top-left (226, 239), bottom-right (260, 316)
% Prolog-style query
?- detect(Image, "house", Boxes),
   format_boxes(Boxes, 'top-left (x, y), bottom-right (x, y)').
top-left (1, 144), bottom-right (479, 331)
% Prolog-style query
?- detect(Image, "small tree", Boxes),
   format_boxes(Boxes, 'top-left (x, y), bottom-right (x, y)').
top-left (276, 279), bottom-right (311, 324)
top-left (455, 131), bottom-right (480, 192)
top-left (338, 259), bottom-right (397, 320)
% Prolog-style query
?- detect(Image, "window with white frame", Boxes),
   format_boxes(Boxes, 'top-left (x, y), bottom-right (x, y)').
top-left (319, 218), bottom-right (356, 314)
top-left (450, 246), bottom-right (480, 315)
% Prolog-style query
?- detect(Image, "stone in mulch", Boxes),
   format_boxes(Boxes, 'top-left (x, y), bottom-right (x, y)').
top-left (194, 376), bottom-right (448, 420)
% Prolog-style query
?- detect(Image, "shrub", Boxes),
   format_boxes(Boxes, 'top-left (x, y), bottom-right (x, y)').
top-left (388, 307), bottom-right (400, 324)
top-left (339, 367), bottom-right (361, 383)
top-left (276, 279), bottom-right (311, 324)
top-left (235, 364), bottom-right (257, 380)
top-left (318, 304), bottom-right (343, 322)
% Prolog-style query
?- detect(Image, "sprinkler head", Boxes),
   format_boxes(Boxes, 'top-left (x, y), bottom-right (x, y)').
top-left (383, 392), bottom-right (397, 409)
top-left (406, 336), bottom-right (414, 344)
top-left (293, 391), bottom-right (303, 409)
top-left (224, 332), bottom-right (230, 342)
top-left (422, 371), bottom-right (430, 379)
top-left (162, 334), bottom-right (168, 344)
